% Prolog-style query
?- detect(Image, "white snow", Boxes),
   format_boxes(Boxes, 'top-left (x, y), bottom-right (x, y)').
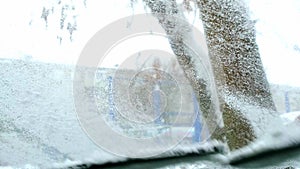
top-left (280, 111), bottom-right (300, 124)
top-left (0, 0), bottom-right (300, 168)
top-left (216, 122), bottom-right (300, 166)
top-left (0, 58), bottom-right (300, 169)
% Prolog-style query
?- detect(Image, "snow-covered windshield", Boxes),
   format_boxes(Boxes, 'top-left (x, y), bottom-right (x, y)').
top-left (1, 0), bottom-right (300, 168)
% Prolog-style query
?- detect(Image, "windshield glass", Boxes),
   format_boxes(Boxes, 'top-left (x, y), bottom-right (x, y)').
top-left (1, 0), bottom-right (300, 168)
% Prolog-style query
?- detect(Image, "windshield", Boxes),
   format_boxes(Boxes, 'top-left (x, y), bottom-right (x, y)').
top-left (1, 0), bottom-right (300, 168)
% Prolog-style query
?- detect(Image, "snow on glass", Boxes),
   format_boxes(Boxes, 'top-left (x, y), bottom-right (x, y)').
top-left (1, 0), bottom-right (300, 168)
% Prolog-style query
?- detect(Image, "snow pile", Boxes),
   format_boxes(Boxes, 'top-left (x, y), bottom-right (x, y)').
top-left (216, 122), bottom-right (300, 165)
top-left (52, 140), bottom-right (226, 168)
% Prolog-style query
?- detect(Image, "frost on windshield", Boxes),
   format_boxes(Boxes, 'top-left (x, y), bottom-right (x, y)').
top-left (40, 0), bottom-right (84, 42)
top-left (1, 0), bottom-right (300, 168)
top-left (142, 0), bottom-right (279, 151)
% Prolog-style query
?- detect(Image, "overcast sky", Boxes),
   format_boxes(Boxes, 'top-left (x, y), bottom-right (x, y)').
top-left (0, 0), bottom-right (299, 87)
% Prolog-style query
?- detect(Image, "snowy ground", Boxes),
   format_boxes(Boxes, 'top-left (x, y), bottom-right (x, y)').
top-left (1, 59), bottom-right (300, 168)
top-left (0, 59), bottom-right (203, 168)
top-left (0, 59), bottom-right (120, 168)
